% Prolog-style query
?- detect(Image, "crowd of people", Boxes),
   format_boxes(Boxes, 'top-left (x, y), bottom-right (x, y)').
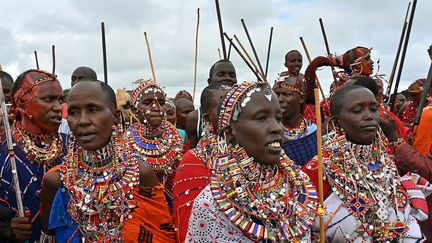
top-left (0, 40), bottom-right (431, 242)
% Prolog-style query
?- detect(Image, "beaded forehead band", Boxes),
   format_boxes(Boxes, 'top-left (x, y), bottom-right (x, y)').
top-left (349, 47), bottom-right (372, 67)
top-left (272, 81), bottom-right (305, 96)
top-left (13, 69), bottom-right (58, 108)
top-left (130, 79), bottom-right (165, 107)
top-left (218, 81), bottom-right (272, 129)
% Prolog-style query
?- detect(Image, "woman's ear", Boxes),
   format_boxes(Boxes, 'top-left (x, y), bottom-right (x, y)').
top-left (113, 109), bottom-right (122, 125)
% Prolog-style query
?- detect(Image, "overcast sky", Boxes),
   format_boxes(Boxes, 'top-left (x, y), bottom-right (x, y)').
top-left (1, 0), bottom-right (431, 100)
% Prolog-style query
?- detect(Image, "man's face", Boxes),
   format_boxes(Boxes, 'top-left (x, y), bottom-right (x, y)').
top-left (284, 51), bottom-right (303, 76)
top-left (175, 98), bottom-right (195, 130)
top-left (209, 62), bottom-right (237, 86)
top-left (24, 81), bottom-right (64, 133)
top-left (71, 68), bottom-right (96, 87)
top-left (1, 79), bottom-right (13, 104)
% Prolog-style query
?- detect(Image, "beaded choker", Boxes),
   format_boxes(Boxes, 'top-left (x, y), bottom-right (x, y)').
top-left (323, 131), bottom-right (408, 240)
top-left (209, 143), bottom-right (318, 241)
top-left (283, 117), bottom-right (309, 140)
top-left (61, 132), bottom-right (140, 241)
top-left (12, 123), bottom-right (62, 166)
top-left (126, 121), bottom-right (183, 175)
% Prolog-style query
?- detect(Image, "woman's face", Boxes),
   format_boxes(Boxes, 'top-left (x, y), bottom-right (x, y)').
top-left (355, 48), bottom-right (374, 76)
top-left (335, 88), bottom-right (380, 145)
top-left (230, 89), bottom-right (283, 164)
top-left (136, 90), bottom-right (166, 127)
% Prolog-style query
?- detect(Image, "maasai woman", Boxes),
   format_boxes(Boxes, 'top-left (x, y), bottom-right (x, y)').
top-left (126, 79), bottom-right (183, 207)
top-left (273, 76), bottom-right (317, 167)
top-left (173, 83), bottom-right (229, 242)
top-left (186, 81), bottom-right (318, 242)
top-left (304, 85), bottom-right (430, 242)
top-left (0, 69), bottom-right (66, 242)
top-left (41, 80), bottom-right (175, 242)
top-left (278, 50), bottom-right (316, 122)
top-left (400, 78), bottom-right (429, 127)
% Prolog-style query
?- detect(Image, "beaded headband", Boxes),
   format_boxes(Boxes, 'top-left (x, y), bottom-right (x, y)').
top-left (218, 81), bottom-right (270, 129)
top-left (350, 48), bottom-right (372, 67)
top-left (272, 81), bottom-right (305, 96)
top-left (130, 79), bottom-right (165, 106)
top-left (12, 69), bottom-right (58, 108)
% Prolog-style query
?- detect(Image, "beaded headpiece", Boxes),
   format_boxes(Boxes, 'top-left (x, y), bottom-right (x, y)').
top-left (218, 81), bottom-right (270, 130)
top-left (336, 47), bottom-right (372, 70)
top-left (408, 78), bottom-right (427, 94)
top-left (273, 76), bottom-right (306, 96)
top-left (12, 69), bottom-right (58, 108)
top-left (130, 79), bottom-right (165, 108)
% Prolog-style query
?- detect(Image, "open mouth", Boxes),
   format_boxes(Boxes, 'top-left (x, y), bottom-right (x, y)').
top-left (266, 140), bottom-right (282, 153)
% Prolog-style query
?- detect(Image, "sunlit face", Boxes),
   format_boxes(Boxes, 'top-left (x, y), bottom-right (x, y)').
top-left (335, 88), bottom-right (380, 145)
top-left (67, 82), bottom-right (119, 151)
top-left (230, 89), bottom-right (283, 164)
top-left (136, 90), bottom-right (166, 127)
top-left (354, 49), bottom-right (374, 76)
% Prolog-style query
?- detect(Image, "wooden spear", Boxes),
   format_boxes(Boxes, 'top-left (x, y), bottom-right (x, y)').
top-left (386, 2), bottom-right (411, 97)
top-left (233, 34), bottom-right (265, 81)
top-left (241, 19), bottom-right (266, 82)
top-left (101, 22), bottom-right (108, 84)
top-left (314, 87), bottom-right (325, 243)
top-left (34, 51), bottom-right (40, 70)
top-left (51, 45), bottom-right (56, 75)
top-left (390, 0), bottom-right (417, 111)
top-left (264, 27), bottom-right (274, 79)
top-left (192, 8), bottom-right (200, 103)
top-left (215, 0), bottom-right (227, 59)
top-left (319, 18), bottom-right (338, 84)
top-left (0, 77), bottom-right (25, 218)
top-left (144, 32), bottom-right (156, 82)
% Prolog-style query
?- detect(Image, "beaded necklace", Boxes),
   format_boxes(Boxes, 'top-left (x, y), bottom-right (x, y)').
top-left (12, 123), bottom-right (62, 166)
top-left (283, 116), bottom-right (309, 141)
top-left (323, 131), bottom-right (408, 240)
top-left (209, 143), bottom-right (318, 241)
top-left (61, 132), bottom-right (140, 241)
top-left (126, 121), bottom-right (183, 175)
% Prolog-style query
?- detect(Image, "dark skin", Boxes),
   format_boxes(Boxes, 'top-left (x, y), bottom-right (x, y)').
top-left (1, 77), bottom-right (13, 104)
top-left (174, 98), bottom-right (194, 130)
top-left (352, 48), bottom-right (374, 76)
top-left (335, 88), bottom-right (380, 145)
top-left (207, 62), bottom-right (237, 86)
top-left (136, 91), bottom-right (166, 128)
top-left (273, 87), bottom-right (304, 129)
top-left (284, 51), bottom-right (303, 76)
top-left (226, 90), bottom-right (283, 164)
top-left (40, 82), bottom-right (160, 235)
top-left (163, 103), bottom-right (176, 125)
top-left (71, 67), bottom-right (97, 87)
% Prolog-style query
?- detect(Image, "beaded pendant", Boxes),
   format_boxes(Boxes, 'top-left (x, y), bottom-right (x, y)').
top-left (61, 133), bottom-right (140, 241)
top-left (210, 144), bottom-right (318, 242)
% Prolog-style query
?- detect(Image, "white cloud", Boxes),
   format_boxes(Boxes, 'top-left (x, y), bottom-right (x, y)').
top-left (0, 0), bottom-right (430, 100)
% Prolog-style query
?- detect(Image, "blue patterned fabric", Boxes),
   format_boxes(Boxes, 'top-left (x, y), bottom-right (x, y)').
top-left (0, 132), bottom-right (67, 243)
top-left (282, 127), bottom-right (317, 167)
top-left (48, 184), bottom-right (81, 243)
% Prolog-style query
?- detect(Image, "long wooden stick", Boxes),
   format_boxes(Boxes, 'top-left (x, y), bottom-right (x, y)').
top-left (265, 27), bottom-right (274, 79)
top-left (144, 32), bottom-right (156, 82)
top-left (319, 18), bottom-right (338, 84)
top-left (227, 38), bottom-right (233, 60)
top-left (300, 37), bottom-right (326, 98)
top-left (390, 0), bottom-right (417, 111)
top-left (218, 48), bottom-right (222, 60)
top-left (386, 2), bottom-right (411, 97)
top-left (34, 51), bottom-right (40, 70)
top-left (223, 33), bottom-right (262, 81)
top-left (233, 35), bottom-right (265, 81)
top-left (314, 88), bottom-right (325, 243)
top-left (215, 0), bottom-right (227, 59)
top-left (101, 22), bottom-right (108, 84)
top-left (241, 19), bottom-right (266, 82)
top-left (51, 45), bottom-right (56, 75)
top-left (413, 62), bottom-right (432, 125)
top-left (0, 77), bottom-right (25, 218)
top-left (192, 8), bottom-right (200, 103)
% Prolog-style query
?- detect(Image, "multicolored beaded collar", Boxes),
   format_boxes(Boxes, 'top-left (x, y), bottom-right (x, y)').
top-left (61, 131), bottom-right (140, 241)
top-left (12, 123), bottom-right (63, 166)
top-left (322, 131), bottom-right (408, 240)
top-left (126, 122), bottom-right (183, 175)
top-left (209, 143), bottom-right (318, 241)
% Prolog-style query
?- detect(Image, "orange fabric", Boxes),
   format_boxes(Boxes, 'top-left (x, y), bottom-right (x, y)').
top-left (124, 184), bottom-right (175, 243)
top-left (412, 105), bottom-right (432, 156)
top-left (172, 150), bottom-right (211, 243)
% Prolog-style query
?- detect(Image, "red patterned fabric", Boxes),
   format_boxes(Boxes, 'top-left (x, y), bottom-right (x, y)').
top-left (172, 150), bottom-right (211, 242)
top-left (401, 101), bottom-right (416, 125)
top-left (379, 108), bottom-right (410, 141)
top-left (303, 104), bottom-right (316, 123)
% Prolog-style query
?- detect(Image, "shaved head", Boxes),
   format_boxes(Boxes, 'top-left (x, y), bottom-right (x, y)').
top-left (71, 66), bottom-right (97, 87)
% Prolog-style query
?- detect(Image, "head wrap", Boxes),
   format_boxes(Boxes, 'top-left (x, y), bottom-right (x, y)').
top-left (336, 46), bottom-right (372, 72)
top-left (218, 81), bottom-right (270, 130)
top-left (408, 78), bottom-right (427, 94)
top-left (272, 76), bottom-right (306, 96)
top-left (12, 69), bottom-right (58, 109)
top-left (130, 79), bottom-right (165, 108)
